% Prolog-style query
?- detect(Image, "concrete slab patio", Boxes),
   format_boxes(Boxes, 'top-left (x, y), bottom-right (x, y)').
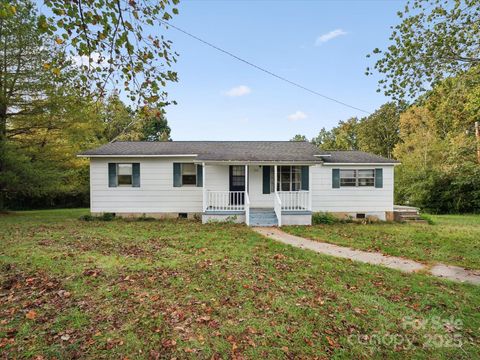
top-left (254, 227), bottom-right (480, 285)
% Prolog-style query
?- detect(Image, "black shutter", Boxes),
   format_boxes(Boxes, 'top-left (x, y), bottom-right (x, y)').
top-left (108, 163), bottom-right (117, 187)
top-left (332, 168), bottom-right (340, 188)
top-left (301, 166), bottom-right (309, 190)
top-left (262, 166), bottom-right (271, 194)
top-left (132, 163), bottom-right (140, 187)
top-left (196, 164), bottom-right (203, 187)
top-left (375, 168), bottom-right (383, 188)
top-left (173, 163), bottom-right (182, 187)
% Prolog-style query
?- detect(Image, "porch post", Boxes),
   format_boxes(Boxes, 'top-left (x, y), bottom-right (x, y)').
top-left (274, 165), bottom-right (278, 193)
top-left (308, 166), bottom-right (312, 210)
top-left (202, 162), bottom-right (206, 211)
top-left (245, 164), bottom-right (248, 193)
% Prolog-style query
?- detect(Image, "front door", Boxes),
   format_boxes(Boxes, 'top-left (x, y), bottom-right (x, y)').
top-left (229, 165), bottom-right (245, 206)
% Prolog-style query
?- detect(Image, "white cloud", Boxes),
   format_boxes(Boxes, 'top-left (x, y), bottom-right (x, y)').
top-left (224, 85), bottom-right (251, 97)
top-left (287, 111), bottom-right (307, 121)
top-left (72, 52), bottom-right (109, 67)
top-left (315, 29), bottom-right (347, 46)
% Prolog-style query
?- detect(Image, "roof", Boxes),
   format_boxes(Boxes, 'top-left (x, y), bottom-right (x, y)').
top-left (319, 150), bottom-right (400, 164)
top-left (79, 141), bottom-right (399, 164)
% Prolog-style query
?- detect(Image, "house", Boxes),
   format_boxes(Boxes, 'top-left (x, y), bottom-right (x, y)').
top-left (78, 141), bottom-right (399, 226)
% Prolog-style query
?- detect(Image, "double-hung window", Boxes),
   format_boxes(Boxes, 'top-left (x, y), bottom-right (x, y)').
top-left (339, 169), bottom-right (375, 187)
top-left (117, 163), bottom-right (133, 186)
top-left (181, 163), bottom-right (197, 185)
top-left (270, 166), bottom-right (302, 191)
top-left (108, 163), bottom-right (140, 188)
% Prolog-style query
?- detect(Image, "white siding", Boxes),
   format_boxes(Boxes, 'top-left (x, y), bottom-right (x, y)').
top-left (311, 165), bottom-right (394, 213)
top-left (248, 165), bottom-right (274, 208)
top-left (90, 157), bottom-right (203, 213)
top-left (90, 159), bottom-right (395, 215)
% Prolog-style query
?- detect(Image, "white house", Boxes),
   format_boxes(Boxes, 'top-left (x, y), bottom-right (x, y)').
top-left (78, 141), bottom-right (399, 226)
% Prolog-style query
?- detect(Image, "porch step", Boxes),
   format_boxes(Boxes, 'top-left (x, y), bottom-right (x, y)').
top-left (249, 208), bottom-right (278, 227)
top-left (393, 206), bottom-right (425, 223)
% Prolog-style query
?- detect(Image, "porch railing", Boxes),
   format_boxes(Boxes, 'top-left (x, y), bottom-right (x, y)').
top-left (274, 192), bottom-right (282, 227)
top-left (278, 191), bottom-right (310, 211)
top-left (245, 192), bottom-right (251, 226)
top-left (205, 191), bottom-right (245, 211)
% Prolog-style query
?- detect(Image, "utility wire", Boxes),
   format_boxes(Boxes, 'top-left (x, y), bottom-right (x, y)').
top-left (160, 19), bottom-right (371, 115)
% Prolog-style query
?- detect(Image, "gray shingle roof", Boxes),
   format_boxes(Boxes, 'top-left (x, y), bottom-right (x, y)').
top-left (319, 150), bottom-right (399, 164)
top-left (79, 141), bottom-right (398, 164)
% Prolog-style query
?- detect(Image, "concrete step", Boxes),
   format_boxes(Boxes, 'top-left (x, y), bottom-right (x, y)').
top-left (249, 209), bottom-right (278, 227)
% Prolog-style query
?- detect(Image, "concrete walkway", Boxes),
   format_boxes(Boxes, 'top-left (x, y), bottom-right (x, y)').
top-left (254, 227), bottom-right (480, 285)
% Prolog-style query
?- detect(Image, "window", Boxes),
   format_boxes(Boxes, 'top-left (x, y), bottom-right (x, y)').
top-left (181, 163), bottom-right (196, 185)
top-left (357, 169), bottom-right (375, 186)
top-left (117, 163), bottom-right (133, 186)
top-left (340, 169), bottom-right (375, 187)
top-left (270, 166), bottom-right (302, 191)
top-left (231, 166), bottom-right (245, 187)
top-left (340, 170), bottom-right (356, 187)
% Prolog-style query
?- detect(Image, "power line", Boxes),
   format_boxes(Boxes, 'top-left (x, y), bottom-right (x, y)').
top-left (159, 19), bottom-right (372, 115)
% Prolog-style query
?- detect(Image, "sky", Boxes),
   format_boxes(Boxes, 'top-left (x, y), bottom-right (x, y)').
top-left (161, 0), bottom-right (407, 141)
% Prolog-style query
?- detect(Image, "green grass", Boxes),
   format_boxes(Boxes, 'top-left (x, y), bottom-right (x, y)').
top-left (1, 209), bottom-right (479, 358)
top-left (284, 214), bottom-right (480, 269)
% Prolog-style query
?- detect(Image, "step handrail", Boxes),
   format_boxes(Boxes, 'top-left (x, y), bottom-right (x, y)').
top-left (274, 191), bottom-right (282, 227)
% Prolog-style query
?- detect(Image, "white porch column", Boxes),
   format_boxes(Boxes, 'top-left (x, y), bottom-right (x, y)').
top-left (245, 164), bottom-right (248, 193)
top-left (274, 165), bottom-right (278, 193)
top-left (308, 166), bottom-right (312, 211)
top-left (202, 162), bottom-right (206, 211)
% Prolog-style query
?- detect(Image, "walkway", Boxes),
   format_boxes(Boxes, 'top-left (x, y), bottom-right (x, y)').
top-left (254, 227), bottom-right (480, 285)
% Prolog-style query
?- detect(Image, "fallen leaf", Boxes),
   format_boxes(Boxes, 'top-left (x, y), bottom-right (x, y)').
top-left (25, 310), bottom-right (37, 320)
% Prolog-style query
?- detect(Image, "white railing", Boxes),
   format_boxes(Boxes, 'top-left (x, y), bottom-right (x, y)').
top-left (274, 192), bottom-right (282, 227)
top-left (245, 192), bottom-right (250, 226)
top-left (205, 191), bottom-right (245, 211)
top-left (278, 191), bottom-right (310, 211)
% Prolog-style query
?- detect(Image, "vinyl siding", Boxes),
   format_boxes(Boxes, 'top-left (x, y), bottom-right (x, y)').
top-left (90, 157), bottom-right (203, 213)
top-left (311, 165), bottom-right (394, 212)
top-left (90, 159), bottom-right (394, 214)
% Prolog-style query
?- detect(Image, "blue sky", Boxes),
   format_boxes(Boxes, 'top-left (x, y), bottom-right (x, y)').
top-left (163, 0), bottom-right (407, 141)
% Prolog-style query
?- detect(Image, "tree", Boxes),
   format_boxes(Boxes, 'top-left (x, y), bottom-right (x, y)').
top-left (290, 134), bottom-right (308, 142)
top-left (40, 0), bottom-right (180, 106)
top-left (357, 102), bottom-right (403, 158)
top-left (0, 0), bottom-right (59, 208)
top-left (311, 128), bottom-right (336, 150)
top-left (138, 107), bottom-right (171, 141)
top-left (393, 70), bottom-right (480, 213)
top-left (368, 0), bottom-right (480, 100)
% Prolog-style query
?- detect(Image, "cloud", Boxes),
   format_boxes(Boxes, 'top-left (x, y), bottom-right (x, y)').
top-left (287, 111), bottom-right (307, 121)
top-left (225, 85), bottom-right (251, 97)
top-left (315, 29), bottom-right (347, 46)
top-left (72, 52), bottom-right (109, 67)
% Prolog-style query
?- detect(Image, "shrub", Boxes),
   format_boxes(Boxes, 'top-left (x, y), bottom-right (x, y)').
top-left (419, 214), bottom-right (435, 225)
top-left (101, 213), bottom-right (115, 221)
top-left (79, 214), bottom-right (94, 221)
top-left (312, 212), bottom-right (338, 225)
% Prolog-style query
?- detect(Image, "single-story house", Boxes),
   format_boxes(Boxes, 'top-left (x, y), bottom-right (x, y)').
top-left (78, 141), bottom-right (399, 226)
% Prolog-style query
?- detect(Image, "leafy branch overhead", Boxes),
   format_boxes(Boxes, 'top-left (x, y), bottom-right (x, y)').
top-left (368, 0), bottom-right (480, 100)
top-left (40, 0), bottom-right (180, 105)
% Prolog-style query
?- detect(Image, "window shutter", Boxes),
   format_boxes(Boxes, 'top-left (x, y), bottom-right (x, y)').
top-left (173, 163), bottom-right (182, 187)
top-left (332, 168), bottom-right (340, 188)
top-left (375, 168), bottom-right (383, 188)
top-left (132, 163), bottom-right (140, 187)
top-left (108, 163), bottom-right (117, 187)
top-left (301, 166), bottom-right (309, 190)
top-left (262, 166), bottom-right (271, 194)
top-left (196, 164), bottom-right (203, 187)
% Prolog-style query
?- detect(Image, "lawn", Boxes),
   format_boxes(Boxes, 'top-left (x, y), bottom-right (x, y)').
top-left (284, 214), bottom-right (480, 269)
top-left (1, 209), bottom-right (479, 359)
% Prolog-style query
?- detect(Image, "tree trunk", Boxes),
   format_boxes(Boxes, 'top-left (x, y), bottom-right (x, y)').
top-left (476, 121), bottom-right (480, 164)
top-left (0, 103), bottom-right (7, 211)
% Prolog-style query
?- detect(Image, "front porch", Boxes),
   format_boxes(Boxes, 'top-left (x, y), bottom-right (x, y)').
top-left (200, 163), bottom-right (312, 226)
